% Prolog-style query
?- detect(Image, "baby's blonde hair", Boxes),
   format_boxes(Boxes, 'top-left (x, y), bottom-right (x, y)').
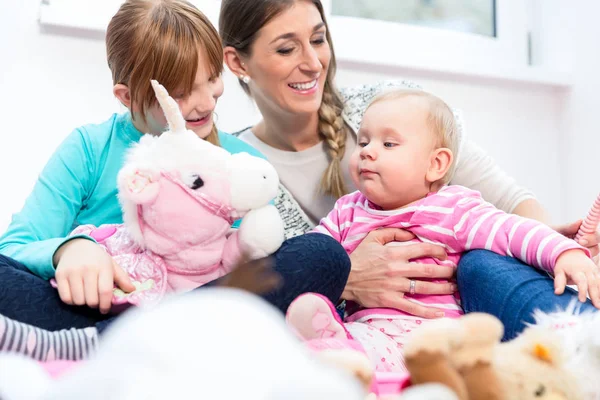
top-left (368, 89), bottom-right (459, 184)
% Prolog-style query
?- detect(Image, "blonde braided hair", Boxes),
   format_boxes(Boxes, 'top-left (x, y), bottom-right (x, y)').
top-left (318, 80), bottom-right (347, 198)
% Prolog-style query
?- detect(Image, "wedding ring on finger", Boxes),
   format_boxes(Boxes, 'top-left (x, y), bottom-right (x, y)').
top-left (409, 279), bottom-right (416, 295)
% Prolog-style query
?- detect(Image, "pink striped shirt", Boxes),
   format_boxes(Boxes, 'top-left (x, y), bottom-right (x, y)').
top-left (313, 185), bottom-right (588, 319)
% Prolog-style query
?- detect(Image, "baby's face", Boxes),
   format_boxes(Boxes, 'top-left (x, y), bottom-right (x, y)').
top-left (350, 96), bottom-right (438, 209)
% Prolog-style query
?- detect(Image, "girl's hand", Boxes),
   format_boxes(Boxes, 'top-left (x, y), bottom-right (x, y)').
top-left (54, 239), bottom-right (136, 314)
top-left (345, 228), bottom-right (455, 319)
top-left (554, 248), bottom-right (600, 308)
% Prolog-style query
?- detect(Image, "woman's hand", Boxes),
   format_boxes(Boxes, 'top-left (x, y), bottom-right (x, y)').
top-left (553, 220), bottom-right (600, 260)
top-left (344, 228), bottom-right (455, 319)
top-left (54, 239), bottom-right (136, 314)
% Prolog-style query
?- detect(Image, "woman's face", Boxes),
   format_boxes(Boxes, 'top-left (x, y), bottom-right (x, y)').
top-left (243, 0), bottom-right (331, 116)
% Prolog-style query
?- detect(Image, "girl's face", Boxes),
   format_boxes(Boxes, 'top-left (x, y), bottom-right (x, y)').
top-left (242, 0), bottom-right (331, 116)
top-left (140, 52), bottom-right (224, 139)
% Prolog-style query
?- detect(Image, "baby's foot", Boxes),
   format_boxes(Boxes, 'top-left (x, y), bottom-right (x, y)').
top-left (286, 293), bottom-right (351, 341)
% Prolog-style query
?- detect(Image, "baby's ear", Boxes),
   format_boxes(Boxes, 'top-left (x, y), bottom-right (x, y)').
top-left (118, 167), bottom-right (160, 205)
top-left (426, 147), bottom-right (453, 184)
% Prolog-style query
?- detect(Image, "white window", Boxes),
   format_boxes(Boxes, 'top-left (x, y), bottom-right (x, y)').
top-left (321, 0), bottom-right (572, 87)
top-left (38, 0), bottom-right (221, 32)
top-left (38, 0), bottom-right (123, 32)
top-left (332, 0), bottom-right (496, 37)
top-left (39, 0), bottom-right (572, 87)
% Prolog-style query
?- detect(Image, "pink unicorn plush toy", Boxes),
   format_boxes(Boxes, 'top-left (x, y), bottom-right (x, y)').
top-left (53, 80), bottom-right (284, 310)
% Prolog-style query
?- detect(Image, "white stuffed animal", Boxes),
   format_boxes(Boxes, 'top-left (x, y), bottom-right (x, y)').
top-left (0, 289), bottom-right (457, 400)
top-left (51, 80), bottom-right (284, 309)
top-left (530, 301), bottom-right (600, 400)
top-left (0, 289), bottom-right (363, 399)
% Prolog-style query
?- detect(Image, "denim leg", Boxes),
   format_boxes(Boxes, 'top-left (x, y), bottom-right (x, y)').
top-left (261, 233), bottom-right (350, 313)
top-left (1, 233), bottom-right (350, 332)
top-left (0, 254), bottom-right (112, 330)
top-left (457, 250), bottom-right (596, 341)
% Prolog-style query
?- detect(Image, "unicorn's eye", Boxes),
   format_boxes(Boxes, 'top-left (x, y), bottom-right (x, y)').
top-left (534, 384), bottom-right (546, 397)
top-left (190, 175), bottom-right (204, 190)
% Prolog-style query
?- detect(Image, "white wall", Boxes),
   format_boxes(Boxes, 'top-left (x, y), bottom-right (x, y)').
top-left (0, 1), bottom-right (120, 231)
top-left (561, 2), bottom-right (600, 223)
top-left (336, 67), bottom-right (565, 221)
top-left (0, 0), bottom-right (595, 233)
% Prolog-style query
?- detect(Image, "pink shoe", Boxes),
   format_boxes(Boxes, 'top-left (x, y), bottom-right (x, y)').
top-left (286, 293), bottom-right (352, 341)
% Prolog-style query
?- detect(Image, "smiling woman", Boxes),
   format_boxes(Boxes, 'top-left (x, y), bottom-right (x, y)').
top-left (217, 0), bottom-right (600, 345)
top-left (220, 0), bottom-right (350, 207)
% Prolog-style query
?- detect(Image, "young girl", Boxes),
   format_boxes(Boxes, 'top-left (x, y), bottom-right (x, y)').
top-left (286, 89), bottom-right (600, 373)
top-left (0, 0), bottom-right (350, 362)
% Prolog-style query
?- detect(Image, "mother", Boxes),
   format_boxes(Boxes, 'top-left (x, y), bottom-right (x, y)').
top-left (218, 0), bottom-right (600, 340)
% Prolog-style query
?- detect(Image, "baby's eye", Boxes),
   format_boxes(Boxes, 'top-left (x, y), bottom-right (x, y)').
top-left (190, 174), bottom-right (204, 190)
top-left (383, 142), bottom-right (397, 148)
top-left (358, 142), bottom-right (368, 147)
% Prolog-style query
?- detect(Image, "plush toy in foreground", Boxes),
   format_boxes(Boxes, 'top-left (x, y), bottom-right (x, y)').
top-left (0, 289), bottom-right (366, 400)
top-left (0, 288), bottom-right (461, 400)
top-left (305, 310), bottom-right (586, 400)
top-left (531, 302), bottom-right (600, 400)
top-left (402, 312), bottom-right (582, 400)
top-left (52, 80), bottom-right (284, 309)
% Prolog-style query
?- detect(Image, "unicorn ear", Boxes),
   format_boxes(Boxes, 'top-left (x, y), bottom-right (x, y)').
top-left (518, 327), bottom-right (565, 367)
top-left (118, 166), bottom-right (160, 205)
top-left (151, 79), bottom-right (186, 134)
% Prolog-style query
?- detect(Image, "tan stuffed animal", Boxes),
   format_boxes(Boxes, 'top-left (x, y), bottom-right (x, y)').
top-left (403, 313), bottom-right (582, 400)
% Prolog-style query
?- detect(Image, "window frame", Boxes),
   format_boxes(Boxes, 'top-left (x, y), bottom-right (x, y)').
top-left (38, 0), bottom-right (222, 31)
top-left (322, 0), bottom-right (531, 79)
top-left (38, 0), bottom-right (572, 87)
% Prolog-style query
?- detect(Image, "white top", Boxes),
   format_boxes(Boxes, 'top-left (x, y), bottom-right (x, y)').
top-left (238, 128), bottom-right (534, 226)
top-left (238, 129), bottom-right (357, 224)
top-left (235, 80), bottom-right (535, 233)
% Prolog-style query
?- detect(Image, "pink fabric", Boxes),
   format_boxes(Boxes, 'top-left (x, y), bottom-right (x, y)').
top-left (345, 316), bottom-right (427, 373)
top-left (314, 185), bottom-right (589, 318)
top-left (38, 360), bottom-right (79, 379)
top-left (304, 338), bottom-right (410, 396)
top-left (59, 173), bottom-right (247, 309)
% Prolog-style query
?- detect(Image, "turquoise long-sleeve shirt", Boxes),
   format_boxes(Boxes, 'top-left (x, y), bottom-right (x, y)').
top-left (0, 112), bottom-right (264, 280)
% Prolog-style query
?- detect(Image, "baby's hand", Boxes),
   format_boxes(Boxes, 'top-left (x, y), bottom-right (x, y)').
top-left (554, 249), bottom-right (600, 308)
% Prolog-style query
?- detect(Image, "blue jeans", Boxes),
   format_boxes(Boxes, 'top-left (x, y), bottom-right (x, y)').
top-left (0, 233), bottom-right (350, 334)
top-left (457, 250), bottom-right (595, 341)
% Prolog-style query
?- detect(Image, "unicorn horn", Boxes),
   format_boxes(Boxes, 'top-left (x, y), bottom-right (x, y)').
top-left (150, 79), bottom-right (187, 135)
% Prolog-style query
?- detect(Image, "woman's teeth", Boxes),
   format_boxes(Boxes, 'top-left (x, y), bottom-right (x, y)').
top-left (289, 79), bottom-right (317, 91)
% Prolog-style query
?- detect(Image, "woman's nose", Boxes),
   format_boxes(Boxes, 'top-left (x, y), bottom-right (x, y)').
top-left (300, 46), bottom-right (322, 72)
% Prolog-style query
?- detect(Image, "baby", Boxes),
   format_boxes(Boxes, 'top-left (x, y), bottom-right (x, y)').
top-left (286, 89), bottom-right (599, 374)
